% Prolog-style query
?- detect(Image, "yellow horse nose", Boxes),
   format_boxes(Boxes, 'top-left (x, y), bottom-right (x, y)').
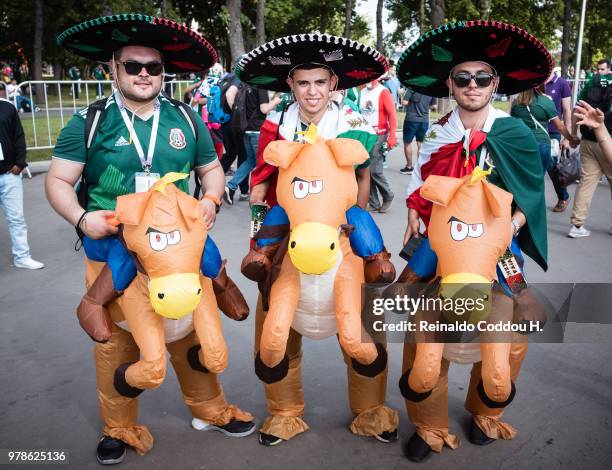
top-left (288, 222), bottom-right (339, 274)
top-left (439, 272), bottom-right (492, 323)
top-left (149, 273), bottom-right (201, 319)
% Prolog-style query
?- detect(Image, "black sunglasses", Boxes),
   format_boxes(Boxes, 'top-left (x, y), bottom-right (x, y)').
top-left (117, 60), bottom-right (163, 76)
top-left (451, 72), bottom-right (496, 88)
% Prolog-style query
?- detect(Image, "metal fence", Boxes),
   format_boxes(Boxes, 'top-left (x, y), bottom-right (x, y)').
top-left (0, 78), bottom-right (589, 152)
top-left (1, 79), bottom-right (194, 150)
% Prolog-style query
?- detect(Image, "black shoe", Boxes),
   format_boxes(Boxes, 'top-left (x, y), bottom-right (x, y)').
top-left (238, 193), bottom-right (250, 202)
top-left (399, 166), bottom-right (414, 175)
top-left (402, 432), bottom-right (432, 463)
top-left (468, 419), bottom-right (495, 446)
top-left (192, 417), bottom-right (256, 437)
top-left (96, 436), bottom-right (126, 465)
top-left (223, 186), bottom-right (235, 206)
top-left (258, 432), bottom-right (284, 446)
top-left (375, 428), bottom-right (399, 443)
top-left (225, 169), bottom-right (235, 176)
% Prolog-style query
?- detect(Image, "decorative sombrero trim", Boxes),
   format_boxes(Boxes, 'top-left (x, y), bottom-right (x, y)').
top-left (396, 20), bottom-right (553, 97)
top-left (57, 13), bottom-right (218, 70)
top-left (235, 33), bottom-right (389, 91)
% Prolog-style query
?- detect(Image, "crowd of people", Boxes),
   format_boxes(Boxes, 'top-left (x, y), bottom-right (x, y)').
top-left (1, 11), bottom-right (610, 468)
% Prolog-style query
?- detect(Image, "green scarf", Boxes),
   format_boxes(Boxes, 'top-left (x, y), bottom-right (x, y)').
top-left (486, 116), bottom-right (548, 271)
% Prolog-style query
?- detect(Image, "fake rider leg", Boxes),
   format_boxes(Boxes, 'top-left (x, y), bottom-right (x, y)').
top-left (241, 205), bottom-right (395, 283)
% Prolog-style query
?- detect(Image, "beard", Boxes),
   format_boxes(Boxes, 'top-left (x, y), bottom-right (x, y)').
top-left (454, 90), bottom-right (493, 113)
top-left (120, 81), bottom-right (162, 102)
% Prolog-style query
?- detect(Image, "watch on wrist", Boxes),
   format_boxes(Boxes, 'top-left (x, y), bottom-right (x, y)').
top-left (203, 193), bottom-right (221, 213)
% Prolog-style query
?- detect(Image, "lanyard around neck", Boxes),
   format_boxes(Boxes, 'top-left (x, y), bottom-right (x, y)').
top-left (115, 91), bottom-right (161, 171)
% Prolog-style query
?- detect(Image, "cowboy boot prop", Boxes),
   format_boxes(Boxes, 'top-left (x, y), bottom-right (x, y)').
top-left (77, 264), bottom-right (121, 343)
top-left (364, 248), bottom-right (396, 283)
top-left (212, 259), bottom-right (250, 321)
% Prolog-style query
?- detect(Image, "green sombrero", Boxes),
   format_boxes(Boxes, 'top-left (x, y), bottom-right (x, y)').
top-left (57, 13), bottom-right (217, 73)
top-left (235, 33), bottom-right (389, 92)
top-left (397, 20), bottom-right (553, 97)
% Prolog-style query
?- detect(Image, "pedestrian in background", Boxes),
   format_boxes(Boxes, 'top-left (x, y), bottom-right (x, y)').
top-left (0, 99), bottom-right (44, 269)
top-left (401, 89), bottom-right (434, 175)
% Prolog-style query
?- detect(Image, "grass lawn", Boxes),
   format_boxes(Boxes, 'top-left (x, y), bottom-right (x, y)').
top-left (20, 98), bottom-right (512, 163)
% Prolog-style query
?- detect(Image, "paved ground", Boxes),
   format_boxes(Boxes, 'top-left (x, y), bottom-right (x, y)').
top-left (1, 147), bottom-right (611, 469)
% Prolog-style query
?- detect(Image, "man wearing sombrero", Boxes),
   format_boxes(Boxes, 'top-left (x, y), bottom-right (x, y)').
top-left (46, 14), bottom-right (254, 464)
top-left (235, 33), bottom-right (399, 446)
top-left (395, 20), bottom-right (551, 462)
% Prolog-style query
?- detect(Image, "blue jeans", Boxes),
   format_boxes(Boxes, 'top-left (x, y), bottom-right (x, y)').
top-left (538, 142), bottom-right (553, 173)
top-left (227, 132), bottom-right (259, 192)
top-left (547, 133), bottom-right (570, 201)
top-left (15, 95), bottom-right (33, 112)
top-left (0, 172), bottom-right (31, 262)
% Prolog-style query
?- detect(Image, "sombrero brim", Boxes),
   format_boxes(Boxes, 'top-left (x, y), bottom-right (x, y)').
top-left (235, 33), bottom-right (389, 92)
top-left (397, 20), bottom-right (553, 97)
top-left (57, 13), bottom-right (217, 73)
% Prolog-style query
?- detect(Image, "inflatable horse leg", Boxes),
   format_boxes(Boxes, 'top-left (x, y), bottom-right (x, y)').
top-left (478, 343), bottom-right (513, 406)
top-left (112, 279), bottom-right (167, 398)
top-left (254, 296), bottom-right (309, 441)
top-left (79, 264), bottom-right (119, 343)
top-left (188, 276), bottom-right (228, 374)
top-left (400, 341), bottom-right (459, 454)
top-left (465, 342), bottom-right (528, 441)
top-left (255, 255), bottom-right (300, 384)
top-left (334, 249), bottom-right (385, 377)
top-left (402, 343), bottom-right (445, 401)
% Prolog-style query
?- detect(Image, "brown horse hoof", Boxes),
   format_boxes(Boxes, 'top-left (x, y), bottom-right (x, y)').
top-left (398, 369), bottom-right (433, 402)
top-left (212, 261), bottom-right (249, 321)
top-left (114, 363), bottom-right (144, 398)
top-left (351, 342), bottom-right (387, 377)
top-left (255, 352), bottom-right (289, 384)
top-left (187, 345), bottom-right (210, 373)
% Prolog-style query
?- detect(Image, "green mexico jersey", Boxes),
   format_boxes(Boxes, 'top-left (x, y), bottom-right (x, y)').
top-left (53, 93), bottom-right (217, 211)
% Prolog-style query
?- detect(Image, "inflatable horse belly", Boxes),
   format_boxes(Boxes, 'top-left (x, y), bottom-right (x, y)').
top-left (292, 249), bottom-right (343, 339)
top-left (115, 308), bottom-right (195, 344)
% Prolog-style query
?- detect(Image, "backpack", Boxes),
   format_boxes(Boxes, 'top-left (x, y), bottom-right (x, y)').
top-left (581, 75), bottom-right (612, 140)
top-left (207, 83), bottom-right (231, 124)
top-left (230, 83), bottom-right (250, 133)
top-left (77, 93), bottom-right (203, 210)
top-left (218, 74), bottom-right (235, 115)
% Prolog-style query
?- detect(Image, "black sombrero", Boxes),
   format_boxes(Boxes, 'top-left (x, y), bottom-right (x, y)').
top-left (397, 20), bottom-right (553, 97)
top-left (57, 13), bottom-right (217, 73)
top-left (235, 33), bottom-right (389, 92)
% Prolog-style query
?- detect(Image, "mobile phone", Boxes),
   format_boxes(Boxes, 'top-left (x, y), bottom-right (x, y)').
top-left (399, 234), bottom-right (425, 262)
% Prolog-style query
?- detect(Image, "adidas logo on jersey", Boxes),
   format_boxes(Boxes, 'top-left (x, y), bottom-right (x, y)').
top-left (114, 136), bottom-right (129, 147)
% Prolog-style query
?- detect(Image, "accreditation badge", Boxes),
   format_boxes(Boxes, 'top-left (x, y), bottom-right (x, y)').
top-left (135, 172), bottom-right (161, 193)
top-left (169, 128), bottom-right (187, 149)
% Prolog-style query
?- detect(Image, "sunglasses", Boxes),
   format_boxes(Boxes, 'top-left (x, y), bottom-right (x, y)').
top-left (117, 61), bottom-right (163, 76)
top-left (451, 72), bottom-right (496, 88)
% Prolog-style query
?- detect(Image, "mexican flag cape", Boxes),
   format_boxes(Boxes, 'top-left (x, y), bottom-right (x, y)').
top-left (406, 106), bottom-right (548, 271)
top-left (250, 102), bottom-right (378, 207)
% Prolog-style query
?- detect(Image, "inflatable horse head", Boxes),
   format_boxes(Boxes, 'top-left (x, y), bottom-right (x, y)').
top-left (422, 167), bottom-right (513, 311)
top-left (264, 128), bottom-right (369, 275)
top-left (114, 173), bottom-right (208, 319)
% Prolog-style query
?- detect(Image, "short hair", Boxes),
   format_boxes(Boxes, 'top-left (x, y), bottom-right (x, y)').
top-left (597, 59), bottom-right (610, 68)
top-left (112, 46), bottom-right (163, 62)
top-left (289, 62), bottom-right (334, 78)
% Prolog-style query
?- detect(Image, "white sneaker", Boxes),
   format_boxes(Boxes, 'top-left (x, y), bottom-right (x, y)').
top-left (13, 257), bottom-right (45, 269)
top-left (568, 225), bottom-right (591, 238)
